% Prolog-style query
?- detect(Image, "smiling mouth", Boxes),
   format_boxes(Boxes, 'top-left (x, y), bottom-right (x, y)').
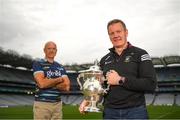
top-left (113, 38), bottom-right (121, 41)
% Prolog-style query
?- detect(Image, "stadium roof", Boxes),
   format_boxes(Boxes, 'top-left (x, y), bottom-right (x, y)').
top-left (1, 47), bottom-right (180, 69)
top-left (163, 56), bottom-right (180, 65)
top-left (152, 56), bottom-right (180, 67)
top-left (152, 58), bottom-right (165, 66)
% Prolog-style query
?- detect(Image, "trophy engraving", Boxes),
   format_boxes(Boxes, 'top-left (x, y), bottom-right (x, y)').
top-left (77, 60), bottom-right (108, 112)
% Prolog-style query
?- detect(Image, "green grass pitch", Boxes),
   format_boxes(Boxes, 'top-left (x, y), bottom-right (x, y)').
top-left (0, 105), bottom-right (180, 119)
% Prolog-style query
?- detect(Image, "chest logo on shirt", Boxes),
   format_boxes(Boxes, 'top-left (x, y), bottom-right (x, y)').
top-left (124, 56), bottom-right (132, 63)
top-left (43, 66), bottom-right (50, 70)
top-left (57, 67), bottom-right (64, 71)
top-left (105, 61), bottom-right (113, 65)
top-left (47, 70), bottom-right (62, 78)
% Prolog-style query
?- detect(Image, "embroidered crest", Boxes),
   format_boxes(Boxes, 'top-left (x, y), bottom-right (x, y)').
top-left (124, 56), bottom-right (132, 62)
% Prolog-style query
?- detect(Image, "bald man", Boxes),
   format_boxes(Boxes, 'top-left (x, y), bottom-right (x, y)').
top-left (32, 41), bottom-right (70, 120)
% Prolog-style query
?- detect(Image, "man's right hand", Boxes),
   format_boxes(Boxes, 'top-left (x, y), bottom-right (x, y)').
top-left (56, 76), bottom-right (70, 91)
top-left (57, 77), bottom-right (64, 83)
top-left (79, 100), bottom-right (89, 114)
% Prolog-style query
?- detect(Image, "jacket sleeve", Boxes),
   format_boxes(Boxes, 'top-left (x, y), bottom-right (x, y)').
top-left (122, 51), bottom-right (157, 92)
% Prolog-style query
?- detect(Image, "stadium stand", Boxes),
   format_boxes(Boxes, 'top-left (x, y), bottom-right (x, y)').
top-left (0, 53), bottom-right (180, 107)
top-left (0, 65), bottom-right (34, 95)
top-left (149, 56), bottom-right (180, 106)
top-left (144, 94), bottom-right (155, 105)
top-left (0, 94), bottom-right (34, 107)
top-left (61, 95), bottom-right (83, 105)
top-left (153, 93), bottom-right (174, 106)
top-left (176, 94), bottom-right (180, 105)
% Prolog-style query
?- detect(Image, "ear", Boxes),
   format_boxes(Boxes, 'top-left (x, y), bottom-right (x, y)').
top-left (126, 29), bottom-right (128, 37)
top-left (43, 48), bottom-right (46, 53)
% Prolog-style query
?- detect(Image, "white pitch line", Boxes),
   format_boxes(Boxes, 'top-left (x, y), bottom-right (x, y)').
top-left (157, 111), bottom-right (174, 119)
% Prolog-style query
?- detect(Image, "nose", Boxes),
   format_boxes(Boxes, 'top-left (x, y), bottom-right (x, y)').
top-left (113, 32), bottom-right (119, 38)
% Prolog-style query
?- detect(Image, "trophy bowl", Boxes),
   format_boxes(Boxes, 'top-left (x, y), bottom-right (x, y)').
top-left (77, 62), bottom-right (107, 112)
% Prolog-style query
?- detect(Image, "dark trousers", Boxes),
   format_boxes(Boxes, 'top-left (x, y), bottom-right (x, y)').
top-left (103, 105), bottom-right (148, 119)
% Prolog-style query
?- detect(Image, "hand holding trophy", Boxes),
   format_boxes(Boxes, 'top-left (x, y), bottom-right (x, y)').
top-left (77, 60), bottom-right (109, 112)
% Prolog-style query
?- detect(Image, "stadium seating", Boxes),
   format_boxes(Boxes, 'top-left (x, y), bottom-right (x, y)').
top-left (153, 94), bottom-right (174, 106)
top-left (0, 94), bottom-right (34, 107)
top-left (0, 55), bottom-right (180, 107)
top-left (0, 66), bottom-right (34, 83)
top-left (176, 94), bottom-right (180, 106)
top-left (145, 94), bottom-right (155, 105)
top-left (61, 95), bottom-right (83, 105)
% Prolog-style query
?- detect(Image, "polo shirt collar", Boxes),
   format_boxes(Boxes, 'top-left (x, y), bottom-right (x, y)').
top-left (109, 42), bottom-right (132, 53)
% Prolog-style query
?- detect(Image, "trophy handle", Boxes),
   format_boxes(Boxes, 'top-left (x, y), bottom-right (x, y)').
top-left (77, 73), bottom-right (84, 90)
top-left (103, 84), bottom-right (110, 94)
top-left (102, 78), bottom-right (110, 94)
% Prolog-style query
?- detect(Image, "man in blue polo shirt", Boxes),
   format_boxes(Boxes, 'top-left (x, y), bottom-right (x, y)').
top-left (32, 41), bottom-right (70, 120)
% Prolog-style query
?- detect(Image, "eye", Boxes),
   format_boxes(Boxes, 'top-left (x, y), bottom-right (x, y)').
top-left (109, 32), bottom-right (114, 36)
top-left (117, 30), bottom-right (121, 33)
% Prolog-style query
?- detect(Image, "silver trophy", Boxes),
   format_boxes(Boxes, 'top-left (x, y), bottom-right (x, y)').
top-left (77, 60), bottom-right (109, 112)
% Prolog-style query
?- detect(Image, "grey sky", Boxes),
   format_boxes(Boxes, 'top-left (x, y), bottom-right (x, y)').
top-left (0, 0), bottom-right (180, 64)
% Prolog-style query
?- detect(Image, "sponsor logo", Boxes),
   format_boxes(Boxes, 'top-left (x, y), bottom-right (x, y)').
top-left (57, 67), bottom-right (64, 71)
top-left (105, 61), bottom-right (113, 65)
top-left (47, 70), bottom-right (62, 78)
top-left (43, 66), bottom-right (50, 70)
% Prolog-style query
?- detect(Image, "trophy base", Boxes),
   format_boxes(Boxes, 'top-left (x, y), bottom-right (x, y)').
top-left (84, 106), bottom-right (101, 112)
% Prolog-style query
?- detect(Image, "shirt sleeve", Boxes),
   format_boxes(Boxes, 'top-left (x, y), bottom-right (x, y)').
top-left (32, 61), bottom-right (44, 76)
top-left (60, 66), bottom-right (68, 77)
top-left (122, 51), bottom-right (157, 92)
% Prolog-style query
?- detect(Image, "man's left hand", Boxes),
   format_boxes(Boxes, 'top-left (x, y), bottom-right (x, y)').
top-left (106, 70), bottom-right (121, 85)
top-left (56, 76), bottom-right (70, 91)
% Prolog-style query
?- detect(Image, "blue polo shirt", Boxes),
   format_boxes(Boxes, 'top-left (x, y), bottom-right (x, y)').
top-left (32, 59), bottom-right (67, 102)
